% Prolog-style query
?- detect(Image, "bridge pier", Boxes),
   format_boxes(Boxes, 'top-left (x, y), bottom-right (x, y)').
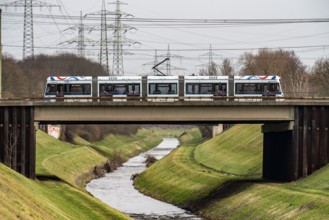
top-left (0, 106), bottom-right (35, 179)
top-left (262, 106), bottom-right (329, 182)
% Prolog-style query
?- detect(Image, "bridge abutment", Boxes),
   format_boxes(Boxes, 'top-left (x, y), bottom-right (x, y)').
top-left (0, 106), bottom-right (35, 179)
top-left (262, 106), bottom-right (329, 182)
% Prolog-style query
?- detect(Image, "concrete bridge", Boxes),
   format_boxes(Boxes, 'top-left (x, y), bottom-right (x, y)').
top-left (0, 100), bottom-right (328, 182)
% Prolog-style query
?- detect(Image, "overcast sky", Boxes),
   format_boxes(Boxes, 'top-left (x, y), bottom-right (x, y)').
top-left (2, 0), bottom-right (329, 75)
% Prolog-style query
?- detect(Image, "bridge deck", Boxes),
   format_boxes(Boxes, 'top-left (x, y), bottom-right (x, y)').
top-left (32, 101), bottom-right (299, 124)
top-left (2, 100), bottom-right (329, 123)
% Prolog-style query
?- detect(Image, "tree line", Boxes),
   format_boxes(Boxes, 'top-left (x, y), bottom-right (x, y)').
top-left (199, 49), bottom-right (329, 97)
top-left (2, 53), bottom-right (106, 98)
top-left (2, 49), bottom-right (329, 98)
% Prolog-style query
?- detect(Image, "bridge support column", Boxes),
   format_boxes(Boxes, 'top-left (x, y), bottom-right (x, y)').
top-left (0, 106), bottom-right (35, 179)
top-left (262, 122), bottom-right (296, 181)
top-left (263, 106), bottom-right (329, 182)
top-left (212, 124), bottom-right (224, 137)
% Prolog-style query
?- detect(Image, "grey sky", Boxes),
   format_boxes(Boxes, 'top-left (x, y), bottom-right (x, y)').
top-left (2, 0), bottom-right (329, 75)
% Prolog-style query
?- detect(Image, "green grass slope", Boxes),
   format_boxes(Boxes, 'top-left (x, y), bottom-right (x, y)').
top-left (199, 163), bottom-right (329, 219)
top-left (43, 147), bottom-right (108, 189)
top-left (38, 128), bottom-right (173, 191)
top-left (0, 163), bottom-right (131, 220)
top-left (135, 125), bottom-right (329, 219)
top-left (36, 131), bottom-right (79, 176)
top-left (135, 128), bottom-right (233, 206)
top-left (90, 128), bottom-right (184, 160)
top-left (1, 127), bottom-right (182, 220)
top-left (195, 124), bottom-right (263, 176)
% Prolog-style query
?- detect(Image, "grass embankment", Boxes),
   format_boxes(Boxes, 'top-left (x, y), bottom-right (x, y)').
top-left (0, 162), bottom-right (130, 220)
top-left (89, 128), bottom-right (168, 160)
top-left (2, 127), bottom-right (183, 220)
top-left (135, 125), bottom-right (329, 219)
top-left (38, 127), bottom-right (179, 190)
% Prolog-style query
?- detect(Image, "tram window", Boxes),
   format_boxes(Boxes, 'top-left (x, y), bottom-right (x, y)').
top-left (170, 84), bottom-right (177, 94)
top-left (149, 83), bottom-right (177, 94)
top-left (113, 84), bottom-right (127, 94)
top-left (134, 84), bottom-right (140, 94)
top-left (158, 84), bottom-right (170, 94)
top-left (214, 83), bottom-right (227, 95)
top-left (46, 84), bottom-right (57, 95)
top-left (100, 84), bottom-right (113, 93)
top-left (128, 85), bottom-right (133, 93)
top-left (263, 84), bottom-right (269, 93)
top-left (186, 84), bottom-right (199, 94)
top-left (236, 83), bottom-right (282, 95)
top-left (186, 84), bottom-right (193, 94)
top-left (235, 83), bottom-right (258, 94)
top-left (186, 83), bottom-right (226, 95)
top-left (68, 84), bottom-right (91, 95)
top-left (149, 84), bottom-right (156, 94)
top-left (214, 84), bottom-right (220, 92)
top-left (269, 83), bottom-right (280, 93)
top-left (126, 84), bottom-right (140, 95)
top-left (200, 84), bottom-right (213, 94)
top-left (222, 84), bottom-right (227, 93)
top-left (195, 85), bottom-right (200, 94)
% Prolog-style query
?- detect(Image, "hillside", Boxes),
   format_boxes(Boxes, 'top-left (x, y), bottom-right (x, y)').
top-left (135, 125), bottom-right (329, 219)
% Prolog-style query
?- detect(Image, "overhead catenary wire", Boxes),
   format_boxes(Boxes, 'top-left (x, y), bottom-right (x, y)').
top-left (3, 12), bottom-right (329, 24)
top-left (3, 43), bottom-right (329, 51)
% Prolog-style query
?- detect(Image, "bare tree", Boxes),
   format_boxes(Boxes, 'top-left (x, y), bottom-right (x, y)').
top-left (238, 49), bottom-right (309, 97)
top-left (199, 61), bottom-right (219, 76)
top-left (219, 58), bottom-right (235, 76)
top-left (4, 127), bottom-right (19, 169)
top-left (310, 58), bottom-right (329, 97)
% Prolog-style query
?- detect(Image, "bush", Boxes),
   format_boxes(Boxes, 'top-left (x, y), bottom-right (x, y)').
top-left (144, 154), bottom-right (158, 167)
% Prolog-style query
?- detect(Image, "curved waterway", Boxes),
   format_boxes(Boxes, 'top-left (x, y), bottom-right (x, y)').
top-left (86, 138), bottom-right (203, 220)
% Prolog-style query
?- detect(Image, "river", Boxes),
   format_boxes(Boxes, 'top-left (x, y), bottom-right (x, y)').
top-left (86, 138), bottom-right (203, 220)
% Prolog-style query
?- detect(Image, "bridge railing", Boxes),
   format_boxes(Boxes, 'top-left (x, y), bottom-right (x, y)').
top-left (1, 96), bottom-right (329, 103)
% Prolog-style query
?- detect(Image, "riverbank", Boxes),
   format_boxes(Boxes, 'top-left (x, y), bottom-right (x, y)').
top-left (3, 125), bottom-right (329, 219)
top-left (134, 125), bottom-right (329, 219)
top-left (38, 128), bottom-right (163, 190)
top-left (87, 138), bottom-right (202, 219)
top-left (0, 127), bottom-right (185, 219)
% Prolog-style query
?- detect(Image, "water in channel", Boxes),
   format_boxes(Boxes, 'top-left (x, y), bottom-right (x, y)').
top-left (86, 138), bottom-right (202, 220)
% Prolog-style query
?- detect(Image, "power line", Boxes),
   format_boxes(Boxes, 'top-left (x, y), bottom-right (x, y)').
top-left (3, 12), bottom-right (329, 24)
top-left (4, 43), bottom-right (328, 52)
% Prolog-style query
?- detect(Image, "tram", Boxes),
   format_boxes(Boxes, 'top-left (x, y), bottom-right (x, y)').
top-left (44, 75), bottom-right (283, 101)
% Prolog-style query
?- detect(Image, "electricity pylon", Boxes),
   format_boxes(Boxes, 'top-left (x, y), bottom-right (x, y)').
top-left (0, 0), bottom-right (59, 59)
top-left (59, 11), bottom-right (94, 58)
top-left (198, 44), bottom-right (221, 75)
top-left (108, 0), bottom-right (139, 76)
top-left (85, 0), bottom-right (138, 75)
top-left (85, 0), bottom-right (115, 74)
top-left (77, 11), bottom-right (85, 57)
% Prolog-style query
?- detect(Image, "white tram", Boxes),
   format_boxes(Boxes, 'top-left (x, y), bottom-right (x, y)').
top-left (44, 75), bottom-right (284, 102)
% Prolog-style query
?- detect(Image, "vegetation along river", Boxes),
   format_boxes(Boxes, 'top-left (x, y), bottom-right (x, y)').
top-left (86, 138), bottom-right (203, 220)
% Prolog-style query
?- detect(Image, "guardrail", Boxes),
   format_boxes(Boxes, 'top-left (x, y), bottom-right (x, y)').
top-left (1, 96), bottom-right (329, 103)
